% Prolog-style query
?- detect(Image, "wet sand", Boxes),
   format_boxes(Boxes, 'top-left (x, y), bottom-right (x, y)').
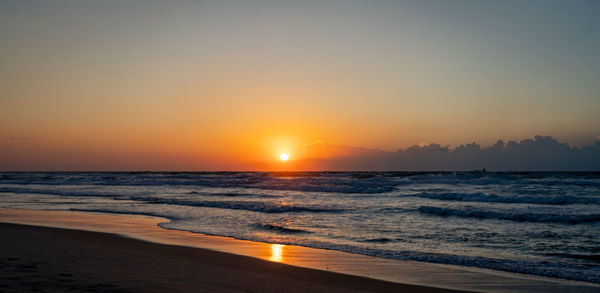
top-left (0, 222), bottom-right (463, 293)
top-left (1, 208), bottom-right (598, 293)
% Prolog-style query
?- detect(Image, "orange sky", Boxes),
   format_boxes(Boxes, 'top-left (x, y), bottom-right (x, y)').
top-left (1, 1), bottom-right (599, 170)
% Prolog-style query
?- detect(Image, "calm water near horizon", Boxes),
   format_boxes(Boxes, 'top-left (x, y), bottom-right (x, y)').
top-left (0, 171), bottom-right (599, 283)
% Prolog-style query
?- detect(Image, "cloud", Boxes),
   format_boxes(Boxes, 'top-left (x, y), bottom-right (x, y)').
top-left (297, 135), bottom-right (600, 171)
top-left (302, 141), bottom-right (385, 160)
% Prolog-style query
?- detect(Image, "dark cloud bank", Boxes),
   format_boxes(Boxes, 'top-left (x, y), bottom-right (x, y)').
top-left (300, 136), bottom-right (600, 171)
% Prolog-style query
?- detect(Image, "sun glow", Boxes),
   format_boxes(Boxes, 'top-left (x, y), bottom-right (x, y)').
top-left (280, 153), bottom-right (289, 161)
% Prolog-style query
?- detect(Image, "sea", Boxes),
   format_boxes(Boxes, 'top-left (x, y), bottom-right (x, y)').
top-left (0, 172), bottom-right (599, 283)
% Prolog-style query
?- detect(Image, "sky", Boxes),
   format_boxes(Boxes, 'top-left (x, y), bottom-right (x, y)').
top-left (1, 0), bottom-right (599, 171)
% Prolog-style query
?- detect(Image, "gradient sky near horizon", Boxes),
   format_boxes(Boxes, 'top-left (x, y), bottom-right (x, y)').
top-left (1, 0), bottom-right (600, 170)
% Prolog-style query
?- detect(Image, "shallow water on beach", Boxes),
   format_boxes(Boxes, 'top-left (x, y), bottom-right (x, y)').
top-left (1, 171), bottom-right (599, 283)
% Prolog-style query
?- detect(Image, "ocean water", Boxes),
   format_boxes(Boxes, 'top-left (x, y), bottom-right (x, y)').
top-left (1, 172), bottom-right (599, 283)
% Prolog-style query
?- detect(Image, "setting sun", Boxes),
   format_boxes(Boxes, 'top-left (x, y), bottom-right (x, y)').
top-left (1, 2), bottom-right (599, 291)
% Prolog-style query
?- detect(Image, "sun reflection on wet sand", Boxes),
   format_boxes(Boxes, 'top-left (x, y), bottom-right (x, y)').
top-left (0, 208), bottom-right (591, 292)
top-left (269, 244), bottom-right (284, 262)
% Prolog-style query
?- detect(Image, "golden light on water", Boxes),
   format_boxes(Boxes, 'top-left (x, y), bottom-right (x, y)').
top-left (280, 153), bottom-right (289, 161)
top-left (269, 244), bottom-right (284, 262)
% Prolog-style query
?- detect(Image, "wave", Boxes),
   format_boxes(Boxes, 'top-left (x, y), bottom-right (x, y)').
top-left (546, 253), bottom-right (600, 262)
top-left (130, 197), bottom-right (342, 213)
top-left (398, 171), bottom-right (600, 186)
top-left (412, 192), bottom-right (600, 205)
top-left (3, 172), bottom-right (600, 194)
top-left (0, 186), bottom-right (284, 201)
top-left (0, 172), bottom-right (402, 194)
top-left (160, 220), bottom-right (600, 283)
top-left (379, 249), bottom-right (600, 283)
top-left (363, 237), bottom-right (393, 243)
top-left (40, 206), bottom-right (600, 283)
top-left (186, 191), bottom-right (281, 198)
top-left (418, 206), bottom-right (600, 224)
top-left (407, 175), bottom-right (600, 187)
top-left (3, 171), bottom-right (600, 284)
top-left (0, 186), bottom-right (124, 198)
top-left (257, 223), bottom-right (310, 234)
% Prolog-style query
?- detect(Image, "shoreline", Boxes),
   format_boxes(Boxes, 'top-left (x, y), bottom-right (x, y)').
top-left (0, 222), bottom-right (460, 293)
top-left (1, 207), bottom-right (599, 292)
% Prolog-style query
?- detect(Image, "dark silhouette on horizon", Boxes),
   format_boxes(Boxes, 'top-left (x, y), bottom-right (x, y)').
top-left (300, 135), bottom-right (600, 171)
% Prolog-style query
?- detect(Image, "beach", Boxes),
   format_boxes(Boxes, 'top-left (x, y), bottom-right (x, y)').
top-left (1, 207), bottom-right (599, 292)
top-left (3, 0), bottom-right (599, 291)
top-left (1, 172), bottom-right (599, 285)
top-left (0, 221), bottom-right (462, 293)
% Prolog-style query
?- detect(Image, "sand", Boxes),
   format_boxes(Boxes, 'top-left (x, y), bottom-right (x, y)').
top-left (0, 222), bottom-right (464, 293)
top-left (2, 208), bottom-right (599, 292)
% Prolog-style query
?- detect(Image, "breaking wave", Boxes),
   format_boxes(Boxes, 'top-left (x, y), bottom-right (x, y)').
top-left (257, 223), bottom-right (311, 234)
top-left (412, 192), bottom-right (600, 205)
top-left (418, 206), bottom-right (600, 224)
top-left (130, 197), bottom-right (343, 213)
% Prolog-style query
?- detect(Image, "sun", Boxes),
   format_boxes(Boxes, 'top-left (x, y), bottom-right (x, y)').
top-left (280, 153), bottom-right (289, 161)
